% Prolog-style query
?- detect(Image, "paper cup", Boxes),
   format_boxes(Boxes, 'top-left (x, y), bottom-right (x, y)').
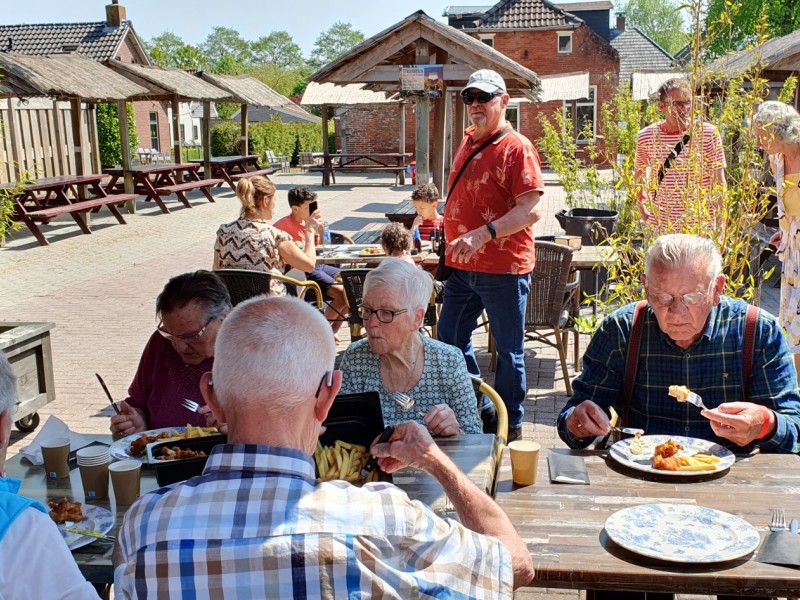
top-left (78, 448), bottom-right (110, 501)
top-left (509, 440), bottom-right (541, 486)
top-left (109, 460), bottom-right (142, 505)
top-left (41, 437), bottom-right (71, 479)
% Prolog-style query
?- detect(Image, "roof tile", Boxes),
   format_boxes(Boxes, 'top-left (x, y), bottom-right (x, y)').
top-left (480, 0), bottom-right (580, 29)
top-left (0, 21), bottom-right (129, 61)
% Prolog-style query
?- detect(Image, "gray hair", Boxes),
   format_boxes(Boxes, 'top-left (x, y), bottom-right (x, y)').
top-left (0, 354), bottom-right (16, 416)
top-left (211, 296), bottom-right (335, 410)
top-left (645, 234), bottom-right (722, 280)
top-left (657, 77), bottom-right (691, 102)
top-left (752, 101), bottom-right (800, 146)
top-left (363, 258), bottom-right (433, 314)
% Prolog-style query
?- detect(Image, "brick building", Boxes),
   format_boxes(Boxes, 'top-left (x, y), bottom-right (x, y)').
top-left (0, 1), bottom-right (171, 152)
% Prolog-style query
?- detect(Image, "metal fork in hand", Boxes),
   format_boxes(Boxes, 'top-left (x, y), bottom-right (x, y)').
top-left (682, 390), bottom-right (709, 410)
top-left (389, 392), bottom-right (415, 411)
top-left (770, 508), bottom-right (788, 531)
top-left (182, 398), bottom-right (202, 413)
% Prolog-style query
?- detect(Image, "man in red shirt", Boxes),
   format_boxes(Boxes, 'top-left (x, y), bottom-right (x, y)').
top-left (438, 70), bottom-right (544, 442)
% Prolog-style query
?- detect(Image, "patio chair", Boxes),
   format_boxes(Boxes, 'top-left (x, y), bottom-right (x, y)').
top-left (299, 152), bottom-right (315, 172)
top-left (265, 150), bottom-right (290, 172)
top-left (214, 268), bottom-right (322, 308)
top-left (524, 241), bottom-right (581, 395)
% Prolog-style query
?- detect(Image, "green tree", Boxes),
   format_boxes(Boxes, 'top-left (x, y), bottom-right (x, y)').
top-left (95, 103), bottom-right (138, 168)
top-left (705, 0), bottom-right (800, 57)
top-left (172, 45), bottom-right (206, 70)
top-left (201, 27), bottom-right (253, 71)
top-left (619, 0), bottom-right (688, 55)
top-left (309, 22), bottom-right (365, 68)
top-left (251, 31), bottom-right (305, 69)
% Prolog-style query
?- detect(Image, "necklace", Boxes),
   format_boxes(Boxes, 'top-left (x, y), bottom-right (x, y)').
top-left (382, 338), bottom-right (423, 393)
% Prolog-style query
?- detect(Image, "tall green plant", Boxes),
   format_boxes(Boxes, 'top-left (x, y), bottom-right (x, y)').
top-left (96, 103), bottom-right (138, 167)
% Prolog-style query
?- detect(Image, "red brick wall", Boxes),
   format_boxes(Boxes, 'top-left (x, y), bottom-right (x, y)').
top-left (115, 32), bottom-right (171, 152)
top-left (335, 23), bottom-right (619, 166)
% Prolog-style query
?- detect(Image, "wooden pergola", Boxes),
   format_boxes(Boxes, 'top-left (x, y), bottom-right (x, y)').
top-left (306, 10), bottom-right (541, 192)
top-left (0, 53), bottom-right (149, 181)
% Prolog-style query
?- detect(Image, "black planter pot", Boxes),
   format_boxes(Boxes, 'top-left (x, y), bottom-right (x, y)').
top-left (555, 208), bottom-right (618, 246)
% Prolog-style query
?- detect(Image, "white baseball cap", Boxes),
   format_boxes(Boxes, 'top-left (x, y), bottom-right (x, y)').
top-left (464, 69), bottom-right (507, 94)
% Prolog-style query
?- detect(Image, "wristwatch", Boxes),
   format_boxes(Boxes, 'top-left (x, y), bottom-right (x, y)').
top-left (486, 222), bottom-right (497, 239)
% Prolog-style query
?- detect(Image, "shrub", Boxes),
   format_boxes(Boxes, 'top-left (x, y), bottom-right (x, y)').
top-left (210, 118), bottom-right (322, 160)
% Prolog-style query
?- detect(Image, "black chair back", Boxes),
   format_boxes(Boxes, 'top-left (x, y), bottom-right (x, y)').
top-left (214, 269), bottom-right (273, 306)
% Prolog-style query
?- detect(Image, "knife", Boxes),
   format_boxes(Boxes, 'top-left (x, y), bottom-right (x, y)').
top-left (63, 527), bottom-right (115, 541)
top-left (791, 519), bottom-right (798, 534)
top-left (360, 425), bottom-right (394, 480)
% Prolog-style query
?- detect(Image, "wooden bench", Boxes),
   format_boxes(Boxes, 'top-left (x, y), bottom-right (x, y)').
top-left (312, 165), bottom-right (406, 185)
top-left (155, 179), bottom-right (223, 208)
top-left (229, 168), bottom-right (278, 182)
top-left (17, 193), bottom-right (138, 246)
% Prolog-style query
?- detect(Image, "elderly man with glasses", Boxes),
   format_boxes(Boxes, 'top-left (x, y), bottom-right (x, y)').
top-left (110, 270), bottom-right (231, 436)
top-left (557, 234), bottom-right (800, 456)
top-left (437, 69), bottom-right (544, 443)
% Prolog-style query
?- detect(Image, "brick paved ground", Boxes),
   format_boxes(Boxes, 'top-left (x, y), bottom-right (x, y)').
top-left (0, 170), bottom-right (782, 600)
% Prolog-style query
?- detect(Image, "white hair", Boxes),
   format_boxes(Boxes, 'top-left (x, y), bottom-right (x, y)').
top-left (363, 258), bottom-right (433, 314)
top-left (752, 101), bottom-right (800, 146)
top-left (0, 354), bottom-right (15, 416)
top-left (645, 234), bottom-right (722, 280)
top-left (211, 296), bottom-right (335, 410)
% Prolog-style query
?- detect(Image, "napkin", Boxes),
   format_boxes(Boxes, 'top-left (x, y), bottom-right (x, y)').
top-left (548, 454), bottom-right (590, 485)
top-left (19, 416), bottom-right (94, 466)
top-left (757, 530), bottom-right (800, 568)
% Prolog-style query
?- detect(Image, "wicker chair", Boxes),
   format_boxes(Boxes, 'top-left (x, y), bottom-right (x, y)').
top-left (340, 268), bottom-right (437, 341)
top-left (215, 269), bottom-right (323, 309)
top-left (524, 241), bottom-right (581, 395)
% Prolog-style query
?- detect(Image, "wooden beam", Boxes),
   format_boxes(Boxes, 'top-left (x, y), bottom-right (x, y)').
top-left (240, 104), bottom-right (248, 157)
top-left (432, 50), bottom-right (450, 194)
top-left (321, 103), bottom-right (330, 186)
top-left (171, 95), bottom-right (182, 164)
top-left (357, 64), bottom-right (475, 83)
top-left (399, 101), bottom-right (406, 185)
top-left (202, 101), bottom-right (211, 180)
top-left (415, 40), bottom-right (431, 186)
top-left (52, 100), bottom-right (65, 176)
top-left (7, 98), bottom-right (22, 179)
top-left (87, 103), bottom-right (101, 174)
top-left (326, 26), bottom-right (423, 83)
top-left (70, 98), bottom-right (85, 176)
top-left (117, 100), bottom-right (136, 213)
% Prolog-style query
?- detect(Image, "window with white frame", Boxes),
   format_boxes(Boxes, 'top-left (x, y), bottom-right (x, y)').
top-left (479, 34), bottom-right (495, 48)
top-left (563, 86), bottom-right (597, 144)
top-left (557, 32), bottom-right (573, 54)
top-left (506, 102), bottom-right (520, 131)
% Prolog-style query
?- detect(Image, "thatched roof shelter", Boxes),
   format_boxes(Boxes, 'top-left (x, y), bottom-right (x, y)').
top-left (106, 60), bottom-right (234, 102)
top-left (0, 53), bottom-right (148, 102)
top-left (301, 82), bottom-right (398, 106)
top-left (306, 10), bottom-right (542, 191)
top-left (198, 72), bottom-right (292, 108)
top-left (712, 29), bottom-right (800, 77)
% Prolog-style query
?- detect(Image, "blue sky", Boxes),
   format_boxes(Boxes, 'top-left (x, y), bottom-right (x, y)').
top-left (4, 1), bottom-right (588, 57)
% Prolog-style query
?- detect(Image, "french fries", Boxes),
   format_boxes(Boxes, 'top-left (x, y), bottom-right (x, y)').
top-left (677, 453), bottom-right (721, 471)
top-left (314, 440), bottom-right (378, 483)
top-left (184, 424), bottom-right (217, 438)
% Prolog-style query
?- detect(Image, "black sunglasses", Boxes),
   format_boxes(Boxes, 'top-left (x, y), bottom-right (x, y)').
top-left (461, 90), bottom-right (503, 105)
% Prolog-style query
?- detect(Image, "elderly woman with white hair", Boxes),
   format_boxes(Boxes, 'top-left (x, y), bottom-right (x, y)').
top-left (753, 100), bottom-right (800, 373)
top-left (339, 259), bottom-right (482, 436)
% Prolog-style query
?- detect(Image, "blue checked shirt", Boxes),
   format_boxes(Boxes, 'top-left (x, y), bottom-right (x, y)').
top-left (115, 443), bottom-right (512, 599)
top-left (557, 297), bottom-right (800, 453)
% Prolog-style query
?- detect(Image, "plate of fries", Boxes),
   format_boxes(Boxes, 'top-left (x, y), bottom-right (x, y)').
top-left (609, 434), bottom-right (734, 476)
top-left (110, 425), bottom-right (218, 462)
top-left (314, 440), bottom-right (379, 483)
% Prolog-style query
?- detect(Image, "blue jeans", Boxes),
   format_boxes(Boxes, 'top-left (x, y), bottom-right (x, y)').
top-left (437, 269), bottom-right (529, 428)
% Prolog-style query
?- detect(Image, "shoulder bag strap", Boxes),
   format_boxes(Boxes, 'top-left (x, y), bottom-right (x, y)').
top-left (621, 301), bottom-right (648, 427)
top-left (657, 133), bottom-right (691, 185)
top-left (447, 126), bottom-right (513, 199)
top-left (741, 305), bottom-right (758, 403)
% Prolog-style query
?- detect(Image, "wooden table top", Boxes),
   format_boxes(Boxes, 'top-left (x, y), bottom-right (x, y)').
top-left (0, 174), bottom-right (107, 191)
top-left (494, 446), bottom-right (800, 596)
top-left (7, 432), bottom-right (497, 584)
top-left (315, 244), bottom-right (432, 266)
top-left (189, 155), bottom-right (259, 164)
top-left (570, 245), bottom-right (615, 269)
top-left (103, 163), bottom-right (199, 176)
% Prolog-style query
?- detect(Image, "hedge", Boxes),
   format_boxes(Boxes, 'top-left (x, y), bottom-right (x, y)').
top-left (210, 118), bottom-right (323, 162)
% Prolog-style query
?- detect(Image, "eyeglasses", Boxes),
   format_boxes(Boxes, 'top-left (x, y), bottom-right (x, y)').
top-left (359, 305), bottom-right (408, 324)
top-left (157, 315), bottom-right (217, 344)
top-left (646, 282), bottom-right (714, 308)
top-left (461, 90), bottom-right (502, 106)
top-left (666, 100), bottom-right (691, 109)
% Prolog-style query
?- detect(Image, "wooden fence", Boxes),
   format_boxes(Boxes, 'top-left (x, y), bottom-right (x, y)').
top-left (0, 98), bottom-right (99, 185)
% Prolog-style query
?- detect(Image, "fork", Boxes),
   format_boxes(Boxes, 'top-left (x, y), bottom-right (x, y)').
top-left (389, 392), bottom-right (415, 411)
top-left (681, 390), bottom-right (710, 411)
top-left (770, 509), bottom-right (788, 531)
top-left (182, 398), bottom-right (202, 413)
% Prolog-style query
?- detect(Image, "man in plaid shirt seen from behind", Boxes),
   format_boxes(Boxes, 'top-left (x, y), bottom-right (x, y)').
top-left (114, 296), bottom-right (534, 599)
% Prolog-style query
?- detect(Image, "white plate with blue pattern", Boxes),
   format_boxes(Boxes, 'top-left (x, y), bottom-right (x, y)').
top-left (609, 435), bottom-right (735, 476)
top-left (58, 504), bottom-right (115, 550)
top-left (605, 503), bottom-right (760, 563)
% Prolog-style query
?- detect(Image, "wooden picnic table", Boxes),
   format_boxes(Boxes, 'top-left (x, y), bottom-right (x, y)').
top-left (315, 243), bottom-right (433, 267)
top-left (1, 174), bottom-right (137, 246)
top-left (312, 153), bottom-right (411, 186)
top-left (5, 432), bottom-right (497, 586)
top-left (494, 445), bottom-right (800, 596)
top-left (386, 199), bottom-right (446, 229)
top-left (104, 163), bottom-right (222, 214)
top-left (188, 155), bottom-right (277, 190)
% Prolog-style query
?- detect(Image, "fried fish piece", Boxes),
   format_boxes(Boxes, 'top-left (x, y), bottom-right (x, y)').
top-left (652, 439), bottom-right (684, 471)
top-left (48, 497), bottom-right (83, 524)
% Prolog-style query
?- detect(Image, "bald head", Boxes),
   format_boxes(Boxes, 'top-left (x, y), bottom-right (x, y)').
top-left (211, 296), bottom-right (336, 414)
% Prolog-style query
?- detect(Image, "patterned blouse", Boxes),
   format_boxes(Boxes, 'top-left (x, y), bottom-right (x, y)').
top-left (214, 218), bottom-right (292, 296)
top-left (339, 334), bottom-right (483, 434)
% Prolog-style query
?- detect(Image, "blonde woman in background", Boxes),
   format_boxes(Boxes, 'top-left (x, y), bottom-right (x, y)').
top-left (753, 101), bottom-right (800, 375)
top-left (214, 177), bottom-right (321, 296)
